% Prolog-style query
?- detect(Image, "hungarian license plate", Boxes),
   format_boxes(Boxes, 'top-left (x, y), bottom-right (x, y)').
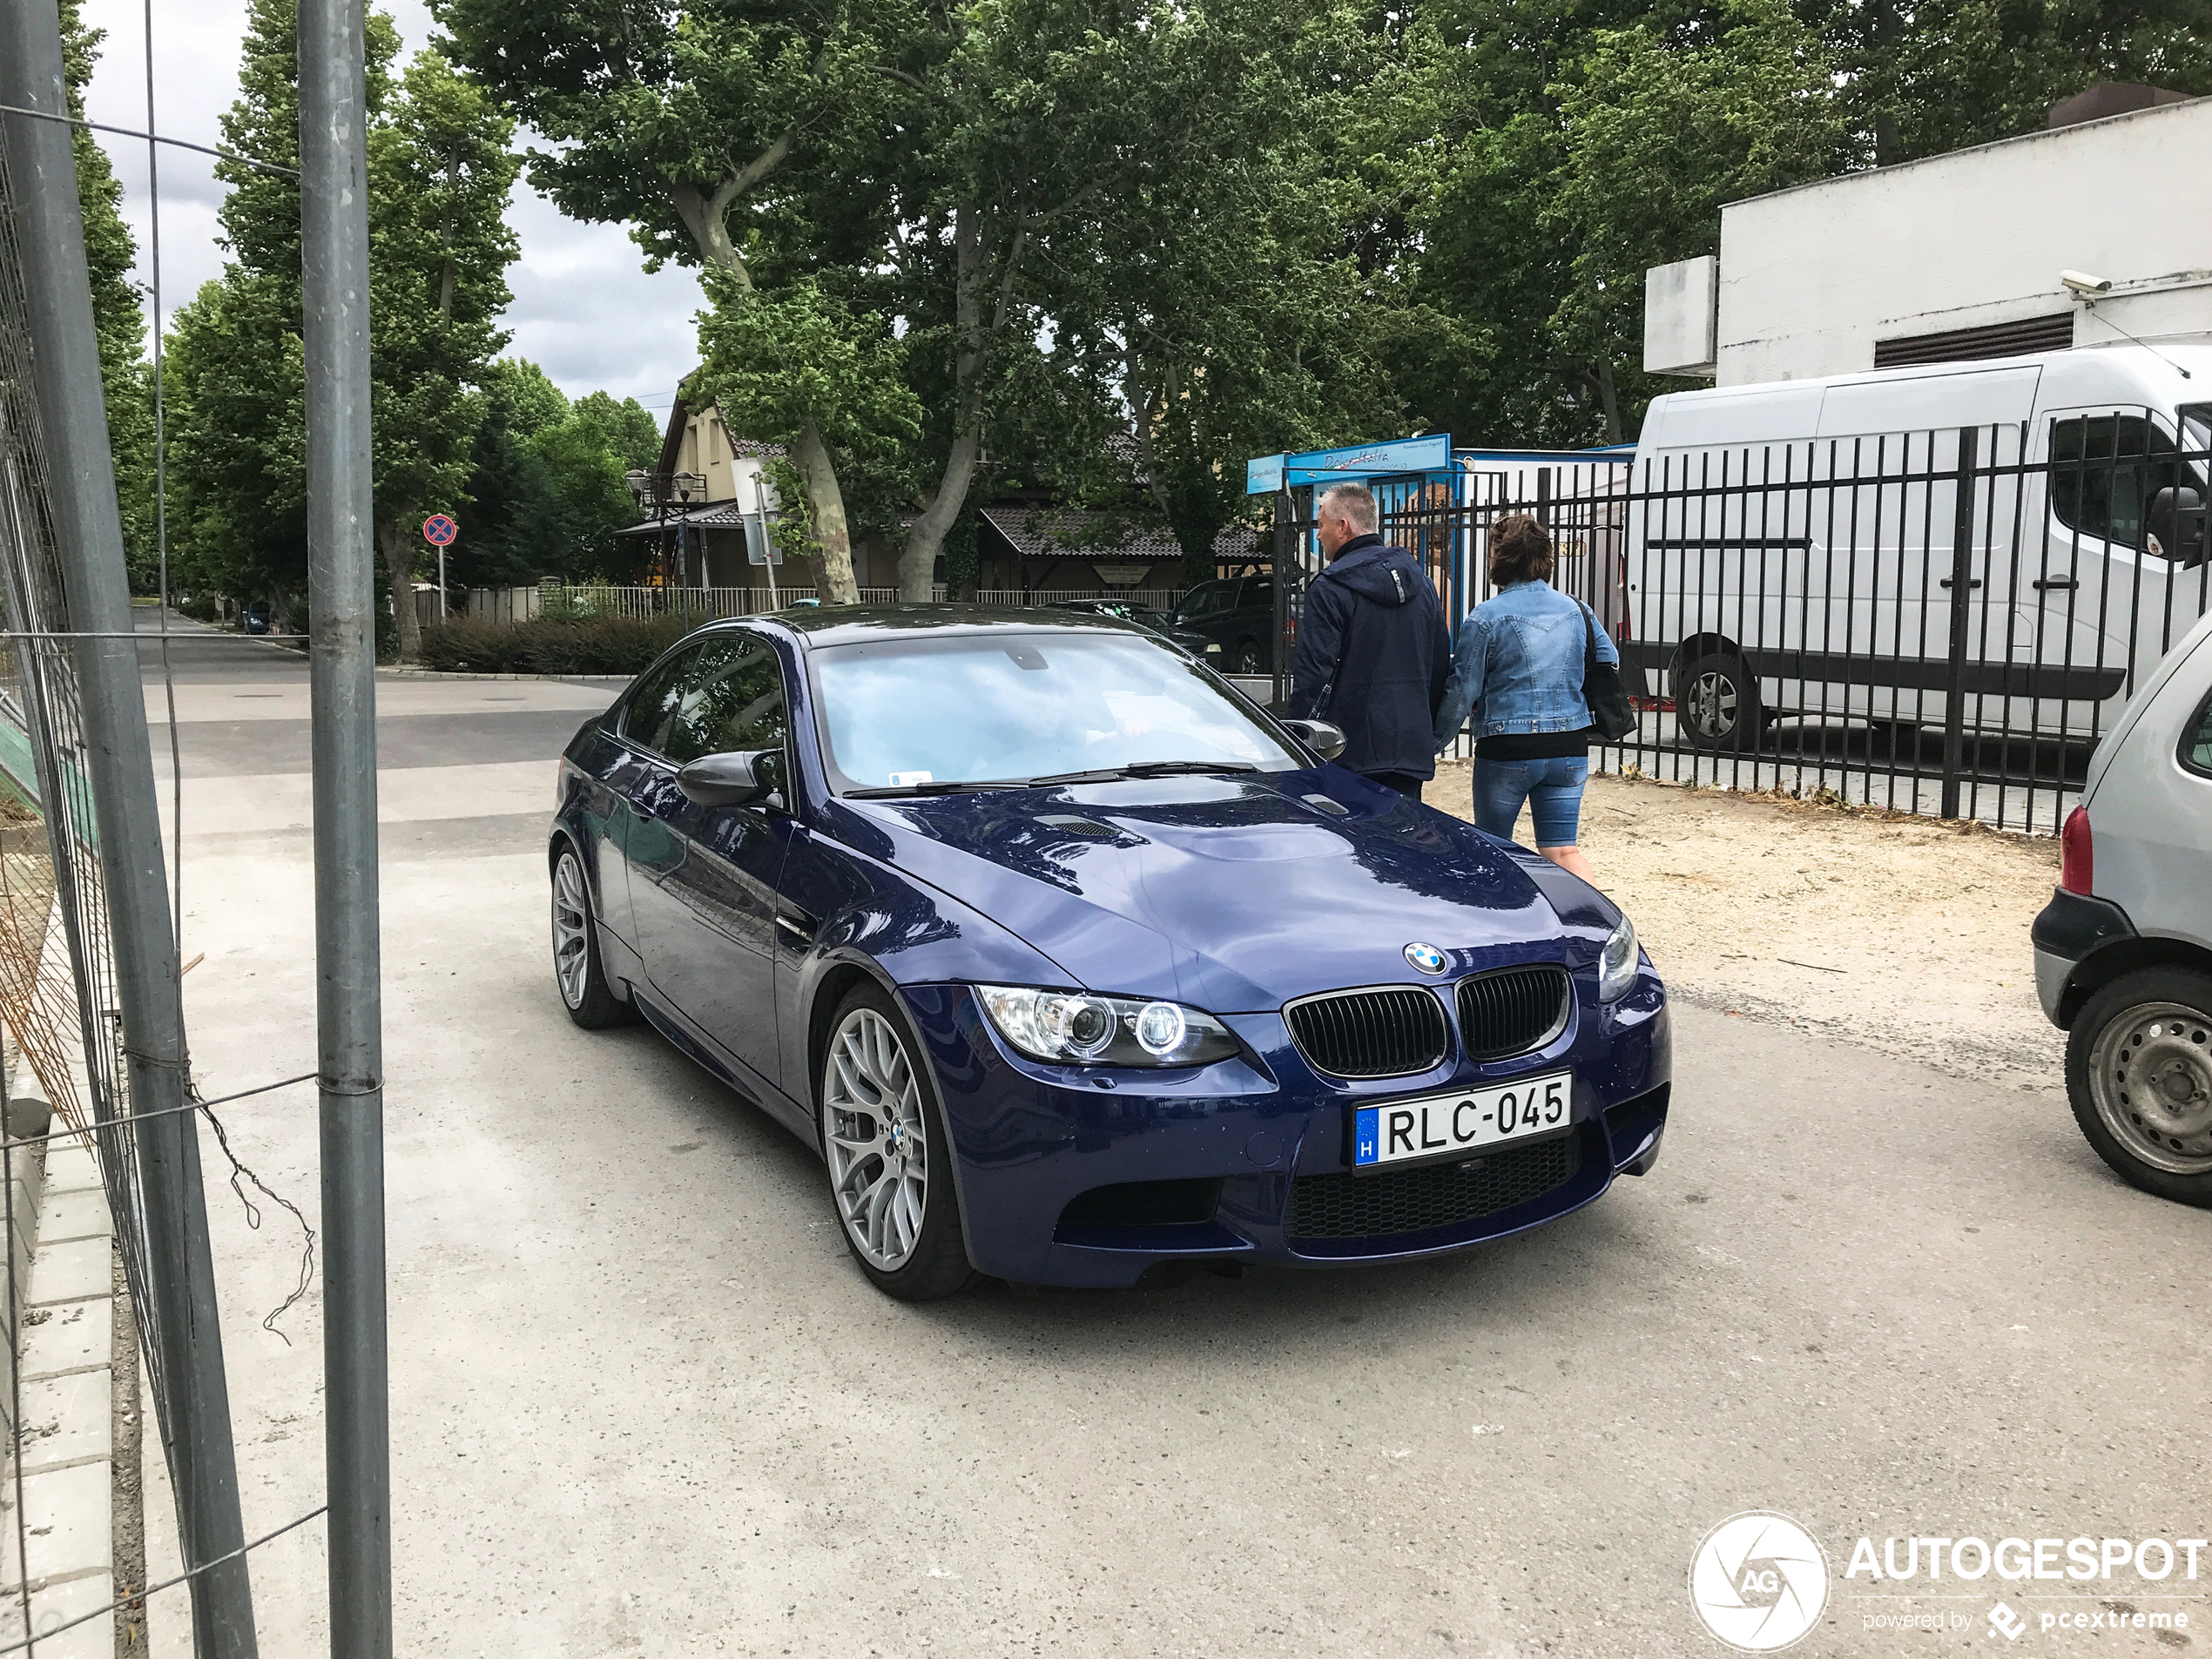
top-left (1352, 1070), bottom-right (1573, 1170)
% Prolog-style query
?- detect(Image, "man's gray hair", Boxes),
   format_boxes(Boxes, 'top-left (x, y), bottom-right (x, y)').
top-left (1318, 482), bottom-right (1378, 533)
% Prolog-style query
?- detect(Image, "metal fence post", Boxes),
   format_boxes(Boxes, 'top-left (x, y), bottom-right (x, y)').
top-left (1271, 487), bottom-right (1293, 710)
top-left (1939, 425), bottom-right (1980, 819)
top-left (0, 0), bottom-right (260, 1650)
top-left (298, 0), bottom-right (394, 1652)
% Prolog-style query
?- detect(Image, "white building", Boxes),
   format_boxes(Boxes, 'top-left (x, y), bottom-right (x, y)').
top-left (1645, 91), bottom-right (2212, 388)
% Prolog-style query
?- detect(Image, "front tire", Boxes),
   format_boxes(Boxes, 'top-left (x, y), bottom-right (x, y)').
top-left (1676, 651), bottom-right (1766, 751)
top-left (2067, 967), bottom-right (2212, 1206)
top-left (1234, 637), bottom-right (1264, 675)
top-left (550, 843), bottom-right (635, 1029)
top-left (818, 983), bottom-right (976, 1300)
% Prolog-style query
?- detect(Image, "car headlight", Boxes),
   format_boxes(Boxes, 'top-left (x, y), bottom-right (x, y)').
top-left (975, 985), bottom-right (1241, 1068)
top-left (1596, 914), bottom-right (1640, 1003)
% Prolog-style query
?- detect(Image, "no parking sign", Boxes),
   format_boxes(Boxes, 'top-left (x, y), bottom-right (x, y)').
top-left (422, 514), bottom-right (458, 546)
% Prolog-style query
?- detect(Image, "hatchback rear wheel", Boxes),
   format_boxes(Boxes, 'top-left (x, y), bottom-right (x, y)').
top-left (2067, 967), bottom-right (2212, 1207)
top-left (818, 983), bottom-right (976, 1299)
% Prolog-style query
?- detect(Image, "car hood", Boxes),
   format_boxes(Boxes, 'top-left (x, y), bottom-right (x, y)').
top-left (826, 771), bottom-right (1575, 1012)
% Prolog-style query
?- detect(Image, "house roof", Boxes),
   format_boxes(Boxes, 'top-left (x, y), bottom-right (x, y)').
top-left (979, 506), bottom-right (1260, 563)
top-left (612, 501), bottom-right (759, 538)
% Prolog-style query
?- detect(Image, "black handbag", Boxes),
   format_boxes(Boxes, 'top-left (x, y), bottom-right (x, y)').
top-left (1580, 604), bottom-right (1636, 742)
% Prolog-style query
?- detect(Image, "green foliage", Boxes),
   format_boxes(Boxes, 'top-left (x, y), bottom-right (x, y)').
top-left (692, 274), bottom-right (921, 465)
top-left (1544, 0), bottom-right (1854, 428)
top-left (57, 2), bottom-right (157, 589)
top-left (417, 615), bottom-right (689, 674)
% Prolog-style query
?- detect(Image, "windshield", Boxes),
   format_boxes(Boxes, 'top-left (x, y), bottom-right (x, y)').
top-left (809, 631), bottom-right (1301, 793)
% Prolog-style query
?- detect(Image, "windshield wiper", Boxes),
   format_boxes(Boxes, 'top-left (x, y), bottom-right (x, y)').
top-left (1020, 768), bottom-right (1132, 787)
top-left (1119, 760), bottom-right (1258, 778)
top-left (844, 779), bottom-right (1007, 798)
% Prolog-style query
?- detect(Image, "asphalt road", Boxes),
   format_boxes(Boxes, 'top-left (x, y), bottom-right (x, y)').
top-left (136, 610), bottom-right (2212, 1657)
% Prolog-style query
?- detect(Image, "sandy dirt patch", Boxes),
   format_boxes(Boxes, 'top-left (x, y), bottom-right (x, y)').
top-left (1423, 761), bottom-right (2064, 1085)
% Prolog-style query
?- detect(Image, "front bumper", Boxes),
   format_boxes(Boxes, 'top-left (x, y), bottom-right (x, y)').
top-left (902, 970), bottom-right (1671, 1288)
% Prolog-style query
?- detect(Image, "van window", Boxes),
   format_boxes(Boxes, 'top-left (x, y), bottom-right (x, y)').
top-left (2049, 415), bottom-right (2181, 550)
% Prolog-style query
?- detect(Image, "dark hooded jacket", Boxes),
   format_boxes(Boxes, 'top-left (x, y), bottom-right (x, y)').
top-left (1286, 534), bottom-right (1452, 779)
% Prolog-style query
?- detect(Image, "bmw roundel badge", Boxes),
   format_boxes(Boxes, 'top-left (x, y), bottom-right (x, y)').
top-left (1403, 942), bottom-right (1448, 974)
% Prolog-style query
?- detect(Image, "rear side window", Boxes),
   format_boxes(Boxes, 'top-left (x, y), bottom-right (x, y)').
top-left (2050, 415), bottom-right (2182, 550)
top-left (2184, 688), bottom-right (2212, 779)
top-left (1178, 582), bottom-right (1237, 619)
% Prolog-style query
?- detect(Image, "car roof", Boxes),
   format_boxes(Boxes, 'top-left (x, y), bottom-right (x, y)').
top-left (730, 602), bottom-right (1160, 648)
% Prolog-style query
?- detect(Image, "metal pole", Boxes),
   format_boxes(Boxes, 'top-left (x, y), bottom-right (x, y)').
top-left (436, 536), bottom-right (445, 621)
top-left (1271, 487), bottom-right (1292, 710)
top-left (298, 0), bottom-right (392, 1652)
top-left (757, 469), bottom-right (778, 610)
top-left (0, 3), bottom-right (260, 1652)
top-left (1939, 424), bottom-right (1980, 819)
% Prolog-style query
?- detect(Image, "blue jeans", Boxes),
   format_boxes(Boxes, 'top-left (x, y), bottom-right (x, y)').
top-left (1473, 756), bottom-right (1589, 846)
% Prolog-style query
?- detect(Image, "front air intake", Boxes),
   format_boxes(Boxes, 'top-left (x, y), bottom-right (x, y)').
top-left (1455, 965), bottom-right (1571, 1062)
top-left (1284, 988), bottom-right (1448, 1079)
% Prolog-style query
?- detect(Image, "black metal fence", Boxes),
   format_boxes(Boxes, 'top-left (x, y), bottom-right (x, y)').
top-left (1271, 412), bottom-right (2212, 833)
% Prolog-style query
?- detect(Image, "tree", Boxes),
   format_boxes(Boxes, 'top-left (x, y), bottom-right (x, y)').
top-left (58, 1), bottom-right (156, 588)
top-left (366, 48), bottom-right (522, 658)
top-left (1544, 0), bottom-right (1854, 436)
top-left (435, 0), bottom-right (914, 602)
top-left (165, 9), bottom-right (517, 658)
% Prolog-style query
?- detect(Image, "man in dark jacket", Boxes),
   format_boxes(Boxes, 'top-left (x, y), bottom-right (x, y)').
top-left (1286, 482), bottom-right (1452, 797)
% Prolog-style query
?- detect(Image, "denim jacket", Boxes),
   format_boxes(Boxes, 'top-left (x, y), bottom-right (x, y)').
top-left (1433, 580), bottom-right (1619, 751)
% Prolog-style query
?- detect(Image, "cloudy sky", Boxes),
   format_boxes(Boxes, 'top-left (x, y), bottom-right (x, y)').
top-left (75, 0), bottom-right (705, 419)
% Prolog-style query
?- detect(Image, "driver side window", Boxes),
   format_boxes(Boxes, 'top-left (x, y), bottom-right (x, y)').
top-left (661, 634), bottom-right (790, 767)
top-left (621, 644), bottom-right (705, 759)
top-left (2050, 415), bottom-right (2179, 549)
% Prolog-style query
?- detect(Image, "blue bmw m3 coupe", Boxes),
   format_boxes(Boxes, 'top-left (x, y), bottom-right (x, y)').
top-left (550, 605), bottom-right (1671, 1299)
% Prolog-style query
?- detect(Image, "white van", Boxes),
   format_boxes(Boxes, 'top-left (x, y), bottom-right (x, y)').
top-left (1623, 342), bottom-right (2212, 750)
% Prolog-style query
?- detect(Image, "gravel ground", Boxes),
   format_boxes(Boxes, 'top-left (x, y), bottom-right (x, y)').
top-left (1424, 762), bottom-right (2065, 1087)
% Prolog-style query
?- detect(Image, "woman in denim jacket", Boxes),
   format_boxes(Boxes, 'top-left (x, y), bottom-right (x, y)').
top-left (1432, 514), bottom-right (1617, 881)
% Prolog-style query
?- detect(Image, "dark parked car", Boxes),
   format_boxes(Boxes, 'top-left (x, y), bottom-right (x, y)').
top-left (1045, 597), bottom-right (1219, 660)
top-left (550, 605), bottom-right (1670, 1299)
top-left (1172, 574), bottom-right (1278, 675)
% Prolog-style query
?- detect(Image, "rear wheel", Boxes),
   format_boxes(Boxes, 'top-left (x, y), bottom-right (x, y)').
top-left (2067, 968), bottom-right (2212, 1207)
top-left (550, 844), bottom-right (635, 1029)
top-left (818, 983), bottom-right (976, 1300)
top-left (1676, 651), bottom-right (1766, 751)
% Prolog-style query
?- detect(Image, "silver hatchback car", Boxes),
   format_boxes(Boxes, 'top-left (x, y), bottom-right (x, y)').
top-left (2033, 606), bottom-right (2212, 1205)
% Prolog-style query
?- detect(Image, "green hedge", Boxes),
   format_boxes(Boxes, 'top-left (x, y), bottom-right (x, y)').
top-left (417, 617), bottom-right (691, 676)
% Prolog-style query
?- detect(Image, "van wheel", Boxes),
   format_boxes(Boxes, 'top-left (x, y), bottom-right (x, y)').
top-left (2067, 968), bottom-right (2212, 1207)
top-left (1677, 652), bottom-right (1765, 751)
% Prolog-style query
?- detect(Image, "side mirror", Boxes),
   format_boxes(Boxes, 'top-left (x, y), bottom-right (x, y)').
top-left (2148, 486), bottom-right (2208, 566)
top-left (676, 748), bottom-right (777, 807)
top-left (1281, 718), bottom-right (1347, 761)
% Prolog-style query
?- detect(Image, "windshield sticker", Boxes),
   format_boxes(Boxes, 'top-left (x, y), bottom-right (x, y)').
top-left (887, 771), bottom-right (934, 786)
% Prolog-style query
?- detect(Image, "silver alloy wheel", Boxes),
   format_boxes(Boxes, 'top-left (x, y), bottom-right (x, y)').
top-left (1687, 669), bottom-right (1738, 738)
top-left (2089, 1000), bottom-right (2212, 1175)
top-left (551, 852), bottom-right (591, 1010)
top-left (823, 1007), bottom-right (930, 1271)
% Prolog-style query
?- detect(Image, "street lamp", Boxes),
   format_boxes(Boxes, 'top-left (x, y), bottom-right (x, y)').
top-left (624, 469), bottom-right (709, 595)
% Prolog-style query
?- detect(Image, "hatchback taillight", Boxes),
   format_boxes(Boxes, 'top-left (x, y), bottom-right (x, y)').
top-left (2060, 805), bottom-right (2093, 894)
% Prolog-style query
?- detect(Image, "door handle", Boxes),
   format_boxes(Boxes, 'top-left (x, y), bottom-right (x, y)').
top-left (775, 909), bottom-right (817, 948)
top-left (1938, 577), bottom-right (1982, 590)
top-left (2033, 577), bottom-right (2080, 592)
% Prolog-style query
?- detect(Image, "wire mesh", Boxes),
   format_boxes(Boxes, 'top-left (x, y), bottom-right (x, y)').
top-left (0, 89), bottom-right (171, 1651)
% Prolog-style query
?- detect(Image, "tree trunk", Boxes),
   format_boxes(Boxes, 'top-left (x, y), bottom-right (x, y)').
top-left (900, 206), bottom-right (997, 603)
top-left (900, 422), bottom-right (981, 602)
top-left (791, 421), bottom-right (860, 604)
top-left (378, 517), bottom-right (422, 662)
top-left (1590, 359), bottom-right (1624, 445)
